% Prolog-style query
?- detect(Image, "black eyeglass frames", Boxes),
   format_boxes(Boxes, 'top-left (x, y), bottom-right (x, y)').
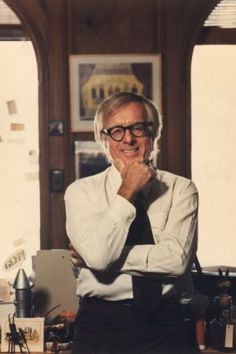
top-left (101, 121), bottom-right (154, 142)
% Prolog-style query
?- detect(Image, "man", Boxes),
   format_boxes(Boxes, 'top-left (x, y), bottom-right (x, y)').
top-left (64, 92), bottom-right (199, 354)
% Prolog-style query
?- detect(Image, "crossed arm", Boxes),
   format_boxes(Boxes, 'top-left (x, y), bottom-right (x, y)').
top-left (65, 162), bottom-right (198, 277)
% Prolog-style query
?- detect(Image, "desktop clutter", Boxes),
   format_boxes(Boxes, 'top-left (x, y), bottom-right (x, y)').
top-left (207, 268), bottom-right (236, 352)
top-left (0, 250), bottom-right (79, 353)
top-left (192, 267), bottom-right (236, 352)
top-left (1, 258), bottom-right (236, 353)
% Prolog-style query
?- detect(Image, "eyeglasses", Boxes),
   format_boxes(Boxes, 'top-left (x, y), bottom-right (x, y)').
top-left (101, 122), bottom-right (153, 142)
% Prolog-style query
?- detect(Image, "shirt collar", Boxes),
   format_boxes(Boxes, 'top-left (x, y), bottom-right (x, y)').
top-left (107, 164), bottom-right (122, 197)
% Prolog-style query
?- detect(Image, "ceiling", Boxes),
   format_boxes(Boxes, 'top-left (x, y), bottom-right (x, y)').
top-left (204, 0), bottom-right (236, 28)
top-left (0, 0), bottom-right (20, 24)
top-left (0, 0), bottom-right (236, 28)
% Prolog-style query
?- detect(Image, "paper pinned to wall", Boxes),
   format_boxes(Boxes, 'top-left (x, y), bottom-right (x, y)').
top-left (0, 278), bottom-right (11, 302)
top-left (10, 123), bottom-right (25, 131)
top-left (3, 249), bottom-right (27, 273)
top-left (6, 100), bottom-right (17, 115)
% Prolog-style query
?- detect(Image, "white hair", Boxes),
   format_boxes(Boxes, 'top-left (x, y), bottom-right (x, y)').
top-left (93, 91), bottom-right (163, 163)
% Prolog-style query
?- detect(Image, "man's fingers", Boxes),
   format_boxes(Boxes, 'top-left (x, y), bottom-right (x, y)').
top-left (68, 243), bottom-right (79, 261)
top-left (69, 248), bottom-right (78, 259)
top-left (68, 242), bottom-right (75, 251)
top-left (71, 256), bottom-right (79, 265)
top-left (69, 245), bottom-right (86, 268)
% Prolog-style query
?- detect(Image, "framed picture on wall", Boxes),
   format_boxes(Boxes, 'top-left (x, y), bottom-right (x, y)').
top-left (69, 54), bottom-right (162, 132)
top-left (74, 141), bottom-right (110, 179)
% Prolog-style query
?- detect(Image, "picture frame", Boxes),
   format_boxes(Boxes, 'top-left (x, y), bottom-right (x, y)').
top-left (1, 317), bottom-right (44, 352)
top-left (74, 141), bottom-right (110, 179)
top-left (48, 120), bottom-right (64, 136)
top-left (69, 54), bottom-right (162, 132)
top-left (49, 169), bottom-right (65, 192)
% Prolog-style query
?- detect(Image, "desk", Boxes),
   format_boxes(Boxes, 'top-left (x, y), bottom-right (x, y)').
top-left (0, 352), bottom-right (71, 354)
top-left (2, 349), bottom-right (236, 354)
top-left (203, 350), bottom-right (236, 353)
top-left (1, 350), bottom-right (236, 354)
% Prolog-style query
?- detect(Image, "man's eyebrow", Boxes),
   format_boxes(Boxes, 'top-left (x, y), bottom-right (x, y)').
top-left (104, 121), bottom-right (147, 130)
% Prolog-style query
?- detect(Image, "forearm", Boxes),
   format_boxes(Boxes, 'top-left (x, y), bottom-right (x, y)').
top-left (115, 222), bottom-right (197, 276)
top-left (65, 193), bottom-right (136, 270)
top-left (111, 182), bottom-right (198, 277)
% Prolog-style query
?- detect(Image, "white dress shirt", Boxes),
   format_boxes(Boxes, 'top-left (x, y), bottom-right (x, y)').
top-left (64, 165), bottom-right (198, 301)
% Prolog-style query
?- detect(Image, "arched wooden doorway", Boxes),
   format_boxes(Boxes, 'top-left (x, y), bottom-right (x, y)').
top-left (4, 0), bottom-right (50, 249)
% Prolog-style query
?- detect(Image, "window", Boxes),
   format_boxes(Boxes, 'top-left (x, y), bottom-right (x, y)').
top-left (191, 45), bottom-right (236, 267)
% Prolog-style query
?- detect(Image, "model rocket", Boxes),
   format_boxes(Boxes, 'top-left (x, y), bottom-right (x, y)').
top-left (13, 268), bottom-right (31, 317)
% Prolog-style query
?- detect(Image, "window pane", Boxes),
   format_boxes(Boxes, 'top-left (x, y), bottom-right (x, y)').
top-left (0, 42), bottom-right (39, 281)
top-left (191, 45), bottom-right (236, 267)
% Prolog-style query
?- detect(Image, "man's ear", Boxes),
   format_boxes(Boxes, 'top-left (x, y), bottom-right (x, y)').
top-left (102, 135), bottom-right (108, 148)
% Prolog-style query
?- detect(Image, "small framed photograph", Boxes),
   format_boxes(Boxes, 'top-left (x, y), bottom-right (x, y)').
top-left (69, 54), bottom-right (162, 132)
top-left (49, 169), bottom-right (65, 192)
top-left (74, 141), bottom-right (110, 179)
top-left (1, 317), bottom-right (45, 352)
top-left (49, 120), bottom-right (64, 136)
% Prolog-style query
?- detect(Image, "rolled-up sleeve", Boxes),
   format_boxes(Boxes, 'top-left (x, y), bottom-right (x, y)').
top-left (65, 180), bottom-right (136, 271)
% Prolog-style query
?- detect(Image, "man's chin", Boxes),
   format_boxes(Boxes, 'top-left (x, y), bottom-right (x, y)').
top-left (121, 156), bottom-right (144, 165)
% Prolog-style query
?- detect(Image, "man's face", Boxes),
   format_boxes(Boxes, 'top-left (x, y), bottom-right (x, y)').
top-left (104, 102), bottom-right (153, 166)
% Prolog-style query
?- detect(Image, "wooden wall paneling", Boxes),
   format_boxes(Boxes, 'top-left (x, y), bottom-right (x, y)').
top-left (157, 0), bottom-right (169, 173)
top-left (67, 0), bottom-right (162, 177)
top-left (151, 0), bottom-right (164, 169)
top-left (158, 0), bottom-right (189, 176)
top-left (198, 27), bottom-right (236, 44)
top-left (45, 0), bottom-right (70, 249)
top-left (66, 0), bottom-right (162, 181)
top-left (69, 0), bottom-right (160, 54)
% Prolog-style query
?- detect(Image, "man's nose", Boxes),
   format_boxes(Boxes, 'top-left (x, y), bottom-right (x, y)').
top-left (123, 128), bottom-right (135, 143)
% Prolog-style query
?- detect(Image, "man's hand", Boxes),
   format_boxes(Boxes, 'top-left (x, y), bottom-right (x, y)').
top-left (114, 159), bottom-right (156, 203)
top-left (69, 242), bottom-right (87, 268)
